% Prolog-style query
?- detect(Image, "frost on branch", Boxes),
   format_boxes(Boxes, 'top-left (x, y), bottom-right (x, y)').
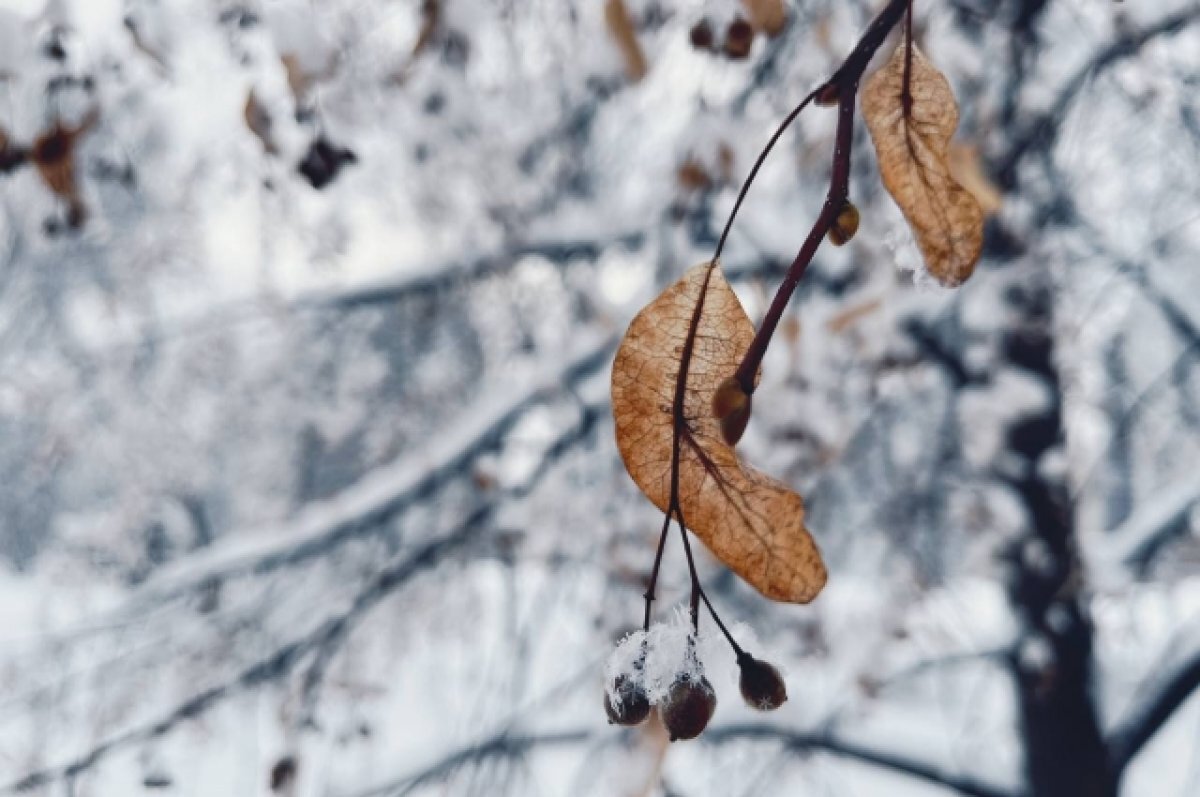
top-left (863, 41), bottom-right (983, 287)
top-left (611, 262), bottom-right (826, 603)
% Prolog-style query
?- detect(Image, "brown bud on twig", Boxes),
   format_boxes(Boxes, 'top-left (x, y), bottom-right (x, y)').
top-left (827, 201), bottom-right (860, 246)
top-left (723, 17), bottom-right (755, 60)
top-left (689, 19), bottom-right (715, 51)
top-left (712, 376), bottom-right (753, 446)
top-left (814, 81), bottom-right (840, 107)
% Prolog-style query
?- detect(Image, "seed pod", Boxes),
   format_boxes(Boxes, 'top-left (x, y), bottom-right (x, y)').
top-left (604, 674), bottom-right (651, 726)
top-left (689, 19), bottom-right (714, 50)
top-left (660, 673), bottom-right (717, 741)
top-left (828, 201), bottom-right (860, 246)
top-left (712, 376), bottom-right (752, 446)
top-left (737, 653), bottom-right (787, 710)
top-left (723, 17), bottom-right (754, 60)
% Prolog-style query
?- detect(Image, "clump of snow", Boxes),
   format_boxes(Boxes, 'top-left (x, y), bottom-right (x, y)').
top-left (604, 607), bottom-right (759, 707)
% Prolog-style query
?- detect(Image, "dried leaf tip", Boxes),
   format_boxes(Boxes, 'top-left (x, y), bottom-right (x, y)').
top-left (862, 41), bottom-right (983, 287)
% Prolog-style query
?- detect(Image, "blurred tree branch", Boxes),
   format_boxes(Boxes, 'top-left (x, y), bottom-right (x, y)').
top-left (703, 724), bottom-right (1015, 797)
top-left (1, 392), bottom-right (607, 795)
top-left (347, 730), bottom-right (592, 797)
top-left (997, 5), bottom-right (1200, 185)
top-left (110, 338), bottom-right (613, 614)
top-left (1109, 638), bottom-right (1200, 776)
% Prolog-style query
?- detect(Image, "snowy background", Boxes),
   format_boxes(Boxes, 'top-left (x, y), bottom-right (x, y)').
top-left (2, 0), bottom-right (1199, 795)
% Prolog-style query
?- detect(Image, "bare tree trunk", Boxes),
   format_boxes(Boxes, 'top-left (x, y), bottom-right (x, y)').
top-left (1002, 280), bottom-right (1114, 797)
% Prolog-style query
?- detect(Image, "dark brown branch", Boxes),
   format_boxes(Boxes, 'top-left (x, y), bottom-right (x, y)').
top-left (732, 0), bottom-right (910, 393)
top-left (641, 510), bottom-right (673, 630)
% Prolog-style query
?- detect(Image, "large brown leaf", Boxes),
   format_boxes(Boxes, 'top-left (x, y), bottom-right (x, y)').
top-left (863, 41), bottom-right (983, 287)
top-left (611, 263), bottom-right (827, 603)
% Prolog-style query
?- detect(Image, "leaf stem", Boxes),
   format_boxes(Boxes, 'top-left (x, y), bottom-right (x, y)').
top-left (734, 90), bottom-right (856, 393)
top-left (675, 510), bottom-right (744, 656)
top-left (711, 89), bottom-right (819, 267)
top-left (642, 510), bottom-right (673, 631)
top-left (641, 263), bottom-right (718, 629)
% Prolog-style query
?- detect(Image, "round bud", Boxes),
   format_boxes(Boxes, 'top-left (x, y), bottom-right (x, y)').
top-left (738, 653), bottom-right (787, 711)
top-left (723, 18), bottom-right (754, 60)
top-left (659, 673), bottom-right (717, 741)
top-left (712, 376), bottom-right (752, 446)
top-left (689, 19), bottom-right (715, 50)
top-left (828, 201), bottom-right (860, 246)
top-left (604, 674), bottom-right (651, 726)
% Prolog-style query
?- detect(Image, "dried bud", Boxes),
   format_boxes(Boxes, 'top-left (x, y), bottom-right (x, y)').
top-left (737, 653), bottom-right (787, 710)
top-left (604, 674), bottom-right (651, 726)
top-left (815, 81), bottom-right (840, 107)
top-left (827, 201), bottom-right (860, 246)
top-left (723, 17), bottom-right (754, 60)
top-left (660, 673), bottom-right (717, 741)
top-left (712, 376), bottom-right (752, 446)
top-left (689, 19), bottom-right (714, 50)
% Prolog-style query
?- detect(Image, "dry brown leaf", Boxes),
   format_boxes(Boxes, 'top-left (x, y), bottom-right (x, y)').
top-left (611, 262), bottom-right (827, 603)
top-left (741, 0), bottom-right (788, 37)
top-left (243, 89), bottom-right (278, 155)
top-left (676, 158), bottom-right (711, 191)
top-left (605, 0), bottom-right (648, 82)
top-left (31, 109), bottom-right (98, 228)
top-left (826, 298), bottom-right (882, 334)
top-left (863, 41), bottom-right (983, 287)
top-left (281, 52), bottom-right (340, 106)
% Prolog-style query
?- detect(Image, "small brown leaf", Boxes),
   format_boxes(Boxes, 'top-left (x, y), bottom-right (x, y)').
top-left (826, 298), bottom-right (882, 334)
top-left (676, 159), bottom-right (711, 192)
top-left (31, 109), bottom-right (98, 228)
top-left (611, 263), bottom-right (827, 603)
top-left (244, 89), bottom-right (278, 155)
top-left (740, 0), bottom-right (788, 37)
top-left (605, 0), bottom-right (648, 82)
top-left (862, 41), bottom-right (983, 287)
